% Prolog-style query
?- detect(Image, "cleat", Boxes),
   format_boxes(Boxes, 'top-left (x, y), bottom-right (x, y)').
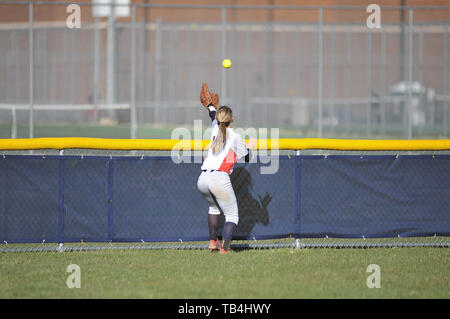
top-left (219, 240), bottom-right (231, 254)
top-left (219, 248), bottom-right (231, 254)
top-left (208, 239), bottom-right (220, 251)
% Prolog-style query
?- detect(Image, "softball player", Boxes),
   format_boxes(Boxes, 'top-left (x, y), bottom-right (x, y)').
top-left (197, 105), bottom-right (256, 254)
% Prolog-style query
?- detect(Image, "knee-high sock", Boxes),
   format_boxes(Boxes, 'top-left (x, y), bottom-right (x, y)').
top-left (208, 214), bottom-right (220, 241)
top-left (222, 222), bottom-right (237, 250)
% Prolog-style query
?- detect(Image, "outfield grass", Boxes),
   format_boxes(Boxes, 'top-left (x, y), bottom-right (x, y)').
top-left (1, 123), bottom-right (447, 140)
top-left (0, 248), bottom-right (448, 298)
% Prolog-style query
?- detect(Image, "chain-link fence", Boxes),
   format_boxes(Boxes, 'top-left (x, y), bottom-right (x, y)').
top-left (1, 150), bottom-right (449, 253)
top-left (0, 2), bottom-right (449, 139)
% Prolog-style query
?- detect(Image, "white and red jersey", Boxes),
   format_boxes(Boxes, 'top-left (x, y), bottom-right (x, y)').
top-left (201, 114), bottom-right (249, 174)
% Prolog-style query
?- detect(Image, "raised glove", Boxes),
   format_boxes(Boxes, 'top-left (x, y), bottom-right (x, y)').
top-left (211, 93), bottom-right (220, 109)
top-left (200, 83), bottom-right (213, 108)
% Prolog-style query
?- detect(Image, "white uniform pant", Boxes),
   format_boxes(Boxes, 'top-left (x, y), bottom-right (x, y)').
top-left (197, 170), bottom-right (239, 225)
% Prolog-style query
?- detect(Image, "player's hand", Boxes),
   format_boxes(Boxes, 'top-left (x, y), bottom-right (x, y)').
top-left (245, 137), bottom-right (257, 150)
top-left (211, 93), bottom-right (220, 109)
top-left (200, 83), bottom-right (213, 108)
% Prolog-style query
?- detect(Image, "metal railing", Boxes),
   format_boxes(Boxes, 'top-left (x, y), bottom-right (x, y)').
top-left (0, 2), bottom-right (449, 139)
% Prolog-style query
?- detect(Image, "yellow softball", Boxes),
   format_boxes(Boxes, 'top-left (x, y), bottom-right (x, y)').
top-left (222, 58), bottom-right (232, 69)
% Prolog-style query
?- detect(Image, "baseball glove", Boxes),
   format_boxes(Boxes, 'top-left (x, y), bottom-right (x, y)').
top-left (200, 83), bottom-right (213, 108)
top-left (211, 93), bottom-right (220, 109)
top-left (200, 83), bottom-right (220, 109)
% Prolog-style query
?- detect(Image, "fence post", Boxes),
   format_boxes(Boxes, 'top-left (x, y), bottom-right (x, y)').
top-left (93, 17), bottom-right (100, 123)
top-left (168, 28), bottom-right (177, 125)
top-left (367, 27), bottom-right (372, 137)
top-left (295, 28), bottom-right (301, 126)
top-left (139, 18), bottom-right (146, 126)
top-left (246, 29), bottom-right (252, 125)
top-left (106, 4), bottom-right (116, 120)
top-left (330, 28), bottom-right (335, 133)
top-left (71, 28), bottom-right (76, 103)
top-left (318, 8), bottom-right (323, 138)
top-left (63, 27), bottom-right (68, 108)
top-left (29, 2), bottom-right (34, 139)
top-left (418, 26), bottom-right (424, 135)
top-left (221, 7), bottom-right (227, 101)
top-left (407, 8), bottom-right (414, 140)
top-left (154, 17), bottom-right (162, 124)
top-left (11, 106), bottom-right (17, 139)
top-left (13, 30), bottom-right (20, 107)
top-left (345, 26), bottom-right (351, 135)
top-left (130, 5), bottom-right (137, 139)
top-left (380, 29), bottom-right (387, 135)
top-left (444, 26), bottom-right (448, 137)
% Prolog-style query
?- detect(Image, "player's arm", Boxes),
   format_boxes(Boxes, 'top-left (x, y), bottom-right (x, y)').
top-left (234, 135), bottom-right (254, 163)
top-left (200, 83), bottom-right (220, 127)
top-left (208, 93), bottom-right (220, 127)
top-left (207, 105), bottom-right (217, 126)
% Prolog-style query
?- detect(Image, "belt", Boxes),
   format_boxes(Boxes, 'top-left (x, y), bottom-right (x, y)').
top-left (202, 169), bottom-right (229, 174)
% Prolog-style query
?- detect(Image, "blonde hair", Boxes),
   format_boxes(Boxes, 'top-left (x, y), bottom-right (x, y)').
top-left (211, 106), bottom-right (233, 153)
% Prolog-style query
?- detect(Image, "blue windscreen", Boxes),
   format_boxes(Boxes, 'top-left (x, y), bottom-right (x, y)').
top-left (0, 155), bottom-right (449, 243)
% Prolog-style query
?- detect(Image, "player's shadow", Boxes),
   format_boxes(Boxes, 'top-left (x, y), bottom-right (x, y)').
top-left (217, 167), bottom-right (272, 243)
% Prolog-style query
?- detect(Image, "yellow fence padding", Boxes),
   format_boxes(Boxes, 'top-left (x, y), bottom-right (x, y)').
top-left (0, 137), bottom-right (450, 151)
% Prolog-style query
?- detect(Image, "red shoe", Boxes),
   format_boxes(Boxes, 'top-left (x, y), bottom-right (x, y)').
top-left (208, 239), bottom-right (220, 251)
top-left (219, 240), bottom-right (231, 254)
top-left (219, 248), bottom-right (231, 254)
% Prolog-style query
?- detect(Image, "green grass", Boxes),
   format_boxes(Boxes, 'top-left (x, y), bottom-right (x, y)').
top-left (1, 123), bottom-right (448, 140)
top-left (0, 248), bottom-right (448, 298)
top-left (0, 124), bottom-right (176, 139)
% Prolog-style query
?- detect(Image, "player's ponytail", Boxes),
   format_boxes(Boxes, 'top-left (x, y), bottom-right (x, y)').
top-left (211, 106), bottom-right (233, 153)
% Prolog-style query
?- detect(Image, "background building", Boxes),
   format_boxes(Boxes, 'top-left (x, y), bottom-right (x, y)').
top-left (0, 0), bottom-right (449, 139)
